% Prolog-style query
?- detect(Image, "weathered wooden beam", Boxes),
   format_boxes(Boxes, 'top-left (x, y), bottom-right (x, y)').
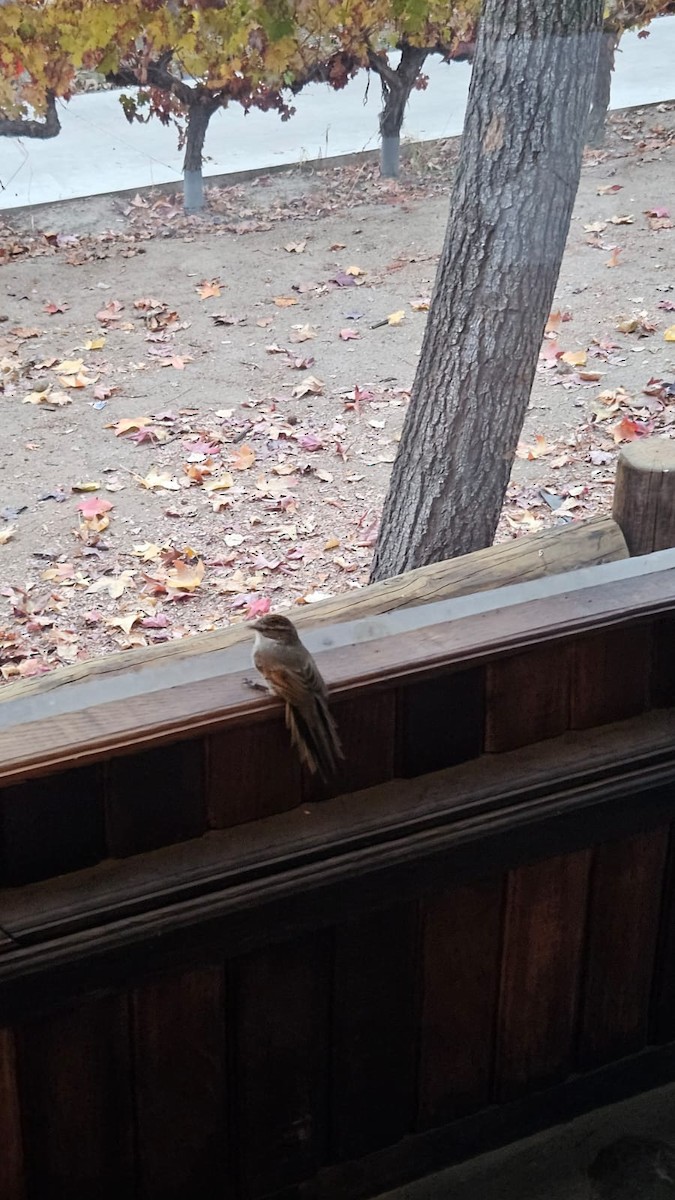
top-left (0, 514), bottom-right (627, 707)
top-left (1, 548), bottom-right (670, 790)
top-left (613, 439), bottom-right (675, 555)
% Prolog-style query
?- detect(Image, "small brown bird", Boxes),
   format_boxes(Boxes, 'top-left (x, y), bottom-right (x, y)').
top-left (248, 614), bottom-right (343, 779)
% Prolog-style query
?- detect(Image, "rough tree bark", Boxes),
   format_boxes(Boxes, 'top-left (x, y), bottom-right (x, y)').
top-left (370, 0), bottom-right (604, 582)
top-left (368, 44), bottom-right (429, 178)
top-left (586, 29), bottom-right (619, 146)
top-left (182, 96), bottom-right (221, 213)
top-left (0, 90), bottom-right (60, 138)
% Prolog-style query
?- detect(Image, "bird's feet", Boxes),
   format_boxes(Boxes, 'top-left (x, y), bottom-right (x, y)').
top-left (242, 676), bottom-right (268, 693)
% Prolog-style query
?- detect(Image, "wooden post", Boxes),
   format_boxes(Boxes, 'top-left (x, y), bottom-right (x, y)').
top-left (612, 439), bottom-right (675, 556)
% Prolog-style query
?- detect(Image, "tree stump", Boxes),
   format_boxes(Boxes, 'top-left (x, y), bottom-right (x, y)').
top-left (612, 440), bottom-right (675, 556)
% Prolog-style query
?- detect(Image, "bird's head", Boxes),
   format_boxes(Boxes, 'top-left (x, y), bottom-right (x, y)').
top-left (250, 614), bottom-right (300, 644)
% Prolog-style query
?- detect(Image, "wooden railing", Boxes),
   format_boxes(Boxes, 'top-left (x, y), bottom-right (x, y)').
top-left (1, 441), bottom-right (675, 1200)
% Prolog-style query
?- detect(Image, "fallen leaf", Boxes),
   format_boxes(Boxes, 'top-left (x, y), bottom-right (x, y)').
top-left (665, 326), bottom-right (675, 342)
top-left (139, 471), bottom-right (180, 491)
top-left (292, 375), bottom-right (324, 398)
top-left (43, 301), bottom-right (68, 314)
top-left (515, 434), bottom-right (552, 460)
top-left (284, 241), bottom-right (306, 253)
top-left (561, 349), bottom-right (587, 367)
top-left (197, 279), bottom-right (222, 299)
top-left (96, 299), bottom-right (124, 324)
top-left (230, 444), bottom-right (256, 470)
top-left (274, 296), bottom-right (298, 308)
top-left (386, 310), bottom-right (405, 326)
top-left (83, 336), bottom-right (106, 351)
top-left (23, 388), bottom-right (72, 406)
top-left (53, 358), bottom-right (84, 375)
top-left (612, 416), bottom-right (652, 443)
top-left (345, 265), bottom-right (366, 276)
top-left (71, 481), bottom-right (101, 492)
top-left (324, 537), bottom-right (340, 550)
top-left (203, 473), bottom-right (234, 492)
top-left (0, 526), bottom-right (16, 545)
top-left (584, 221), bottom-right (607, 233)
top-left (606, 247), bottom-right (623, 268)
top-left (597, 184), bottom-right (623, 195)
top-left (289, 324), bottom-right (317, 342)
top-left (165, 558), bottom-right (205, 591)
top-left (609, 214), bottom-right (634, 225)
top-left (76, 496), bottom-right (114, 519)
top-left (110, 416), bottom-right (153, 436)
top-left (339, 328), bottom-right (360, 341)
top-left (410, 297), bottom-right (430, 311)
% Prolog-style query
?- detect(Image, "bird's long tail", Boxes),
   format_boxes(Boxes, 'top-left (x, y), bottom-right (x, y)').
top-left (285, 695), bottom-right (343, 781)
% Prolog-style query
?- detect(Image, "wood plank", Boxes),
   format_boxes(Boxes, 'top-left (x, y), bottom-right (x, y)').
top-left (418, 879), bottom-right (504, 1128)
top-left (132, 966), bottom-right (227, 1200)
top-left (106, 739), bottom-right (206, 857)
top-left (208, 717), bottom-right (302, 828)
top-left (577, 827), bottom-right (669, 1069)
top-left (570, 625), bottom-right (652, 730)
top-left (397, 668), bottom-right (484, 777)
top-left (0, 1028), bottom-right (24, 1200)
top-left (485, 644), bottom-right (570, 752)
top-left (0, 549), bottom-right (671, 790)
top-left (3, 715), bottom-right (675, 1026)
top-left (0, 765), bottom-right (105, 886)
top-left (0, 514), bottom-right (627, 707)
top-left (331, 904), bottom-right (419, 1161)
top-left (652, 826), bottom-right (675, 1043)
top-left (234, 933), bottom-right (330, 1197)
top-left (304, 688), bottom-right (396, 803)
top-left (652, 616), bottom-right (675, 708)
top-left (17, 995), bottom-right (133, 1200)
top-left (495, 849), bottom-right (591, 1101)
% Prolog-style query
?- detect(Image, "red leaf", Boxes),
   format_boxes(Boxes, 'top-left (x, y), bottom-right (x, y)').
top-left (76, 496), bottom-right (114, 518)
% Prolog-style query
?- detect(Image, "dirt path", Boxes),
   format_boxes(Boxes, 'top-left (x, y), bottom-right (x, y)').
top-left (1, 105), bottom-right (674, 679)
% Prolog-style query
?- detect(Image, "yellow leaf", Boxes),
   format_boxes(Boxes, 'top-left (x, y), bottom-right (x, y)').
top-left (324, 537), bottom-right (340, 550)
top-left (561, 350), bottom-right (587, 367)
top-left (53, 358), bottom-right (84, 375)
top-left (345, 265), bottom-right (366, 276)
top-left (665, 325), bottom-right (675, 342)
top-left (387, 310), bottom-right (406, 326)
top-left (23, 389), bottom-right (72, 406)
top-left (204, 473), bottom-right (234, 492)
top-left (71, 481), bottom-right (101, 492)
top-left (410, 297), bottom-right (430, 311)
top-left (83, 336), bottom-right (106, 351)
top-left (165, 558), bottom-right (205, 592)
top-left (140, 471), bottom-right (180, 491)
top-left (274, 296), bottom-right (298, 307)
top-left (110, 416), bottom-right (152, 436)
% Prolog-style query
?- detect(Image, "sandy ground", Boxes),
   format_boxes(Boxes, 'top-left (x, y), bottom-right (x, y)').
top-left (1, 105), bottom-right (674, 679)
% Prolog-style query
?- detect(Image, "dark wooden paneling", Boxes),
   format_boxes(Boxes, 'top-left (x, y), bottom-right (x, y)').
top-left (208, 716), bottom-right (302, 828)
top-left (0, 765), bottom-right (105, 887)
top-left (570, 626), bottom-right (651, 730)
top-left (485, 645), bottom-right (570, 752)
top-left (0, 1028), bottom-right (23, 1200)
top-left (652, 827), bottom-right (675, 1043)
top-left (652, 617), bottom-right (675, 707)
top-left (418, 879), bottom-right (503, 1128)
top-left (234, 933), bottom-right (331, 1198)
top-left (331, 903), bottom-right (419, 1161)
top-left (106, 739), bottom-right (205, 857)
top-left (304, 689), bottom-right (396, 804)
top-left (398, 668), bottom-right (485, 777)
top-left (17, 995), bottom-right (133, 1200)
top-left (578, 827), bottom-right (669, 1070)
top-left (132, 966), bottom-right (227, 1200)
top-left (495, 849), bottom-right (591, 1101)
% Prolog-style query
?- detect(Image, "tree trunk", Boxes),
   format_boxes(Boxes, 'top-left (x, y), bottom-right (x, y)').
top-left (370, 44), bottom-right (428, 178)
top-left (182, 98), bottom-right (219, 213)
top-left (370, 0), bottom-right (603, 582)
top-left (0, 90), bottom-right (60, 139)
top-left (586, 29), bottom-right (619, 147)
